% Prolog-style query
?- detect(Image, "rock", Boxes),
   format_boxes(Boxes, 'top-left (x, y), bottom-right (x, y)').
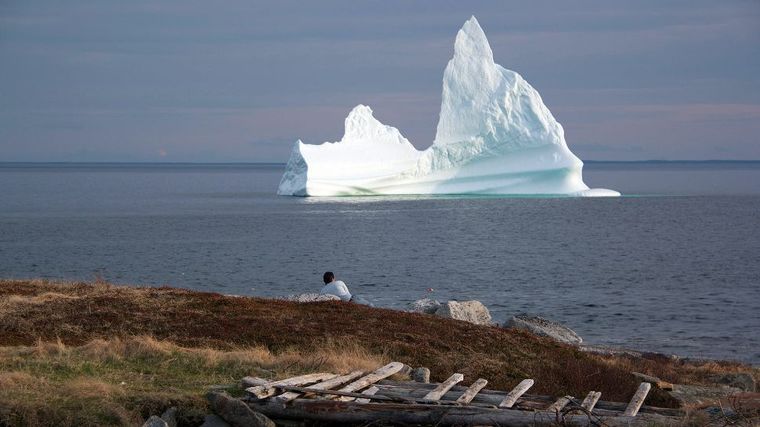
top-left (142, 415), bottom-right (168, 427)
top-left (408, 298), bottom-right (441, 314)
top-left (200, 414), bottom-right (231, 427)
top-left (504, 314), bottom-right (582, 345)
top-left (668, 384), bottom-right (744, 406)
top-left (709, 373), bottom-right (756, 392)
top-left (206, 391), bottom-right (275, 427)
top-left (412, 367), bottom-right (430, 383)
top-left (282, 293), bottom-right (340, 302)
top-left (434, 300), bottom-right (492, 325)
top-left (160, 407), bottom-right (177, 427)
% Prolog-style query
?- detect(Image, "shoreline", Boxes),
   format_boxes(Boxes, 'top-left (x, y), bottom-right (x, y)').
top-left (1, 279), bottom-right (757, 426)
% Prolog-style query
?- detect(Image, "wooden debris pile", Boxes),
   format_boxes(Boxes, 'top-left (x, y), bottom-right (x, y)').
top-left (241, 362), bottom-right (684, 426)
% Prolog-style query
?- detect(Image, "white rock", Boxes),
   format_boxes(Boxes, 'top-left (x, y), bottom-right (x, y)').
top-left (282, 293), bottom-right (341, 302)
top-left (408, 298), bottom-right (441, 314)
top-left (435, 300), bottom-right (492, 325)
top-left (505, 314), bottom-right (583, 345)
top-left (278, 16), bottom-right (618, 197)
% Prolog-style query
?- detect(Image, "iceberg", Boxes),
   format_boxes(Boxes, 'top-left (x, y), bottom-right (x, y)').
top-left (277, 17), bottom-right (619, 197)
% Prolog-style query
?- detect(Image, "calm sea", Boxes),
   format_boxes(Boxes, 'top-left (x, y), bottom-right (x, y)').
top-left (1, 162), bottom-right (759, 364)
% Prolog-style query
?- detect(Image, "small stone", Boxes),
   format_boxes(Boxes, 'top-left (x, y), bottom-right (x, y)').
top-left (142, 415), bottom-right (168, 427)
top-left (435, 300), bottom-right (492, 325)
top-left (412, 367), bottom-right (430, 383)
top-left (206, 391), bottom-right (275, 427)
top-left (160, 407), bottom-right (177, 427)
top-left (505, 314), bottom-right (582, 345)
top-left (282, 293), bottom-right (341, 302)
top-left (408, 298), bottom-right (441, 314)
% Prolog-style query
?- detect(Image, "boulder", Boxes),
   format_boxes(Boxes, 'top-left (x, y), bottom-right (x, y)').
top-left (160, 407), bottom-right (177, 427)
top-left (282, 293), bottom-right (340, 302)
top-left (505, 314), bottom-right (583, 345)
top-left (435, 300), bottom-right (492, 325)
top-left (206, 391), bottom-right (276, 427)
top-left (412, 367), bottom-right (431, 383)
top-left (408, 298), bottom-right (441, 314)
top-left (709, 373), bottom-right (756, 392)
top-left (200, 414), bottom-right (231, 427)
top-left (142, 416), bottom-right (168, 427)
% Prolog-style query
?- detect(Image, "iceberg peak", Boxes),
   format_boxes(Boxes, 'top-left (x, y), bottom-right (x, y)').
top-left (277, 17), bottom-right (620, 197)
top-left (454, 16), bottom-right (494, 64)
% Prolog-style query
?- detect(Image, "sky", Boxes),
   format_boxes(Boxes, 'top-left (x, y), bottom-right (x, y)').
top-left (1, 1), bottom-right (759, 162)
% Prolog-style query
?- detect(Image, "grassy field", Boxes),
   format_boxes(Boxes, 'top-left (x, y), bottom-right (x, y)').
top-left (0, 279), bottom-right (756, 426)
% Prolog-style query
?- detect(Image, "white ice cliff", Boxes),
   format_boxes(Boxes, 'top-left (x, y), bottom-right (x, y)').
top-left (277, 17), bottom-right (619, 197)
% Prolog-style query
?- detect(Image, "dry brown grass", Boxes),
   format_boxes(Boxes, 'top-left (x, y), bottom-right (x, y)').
top-left (1, 279), bottom-right (757, 426)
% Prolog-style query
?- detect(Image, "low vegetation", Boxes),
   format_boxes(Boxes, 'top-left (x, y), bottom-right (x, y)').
top-left (0, 279), bottom-right (756, 426)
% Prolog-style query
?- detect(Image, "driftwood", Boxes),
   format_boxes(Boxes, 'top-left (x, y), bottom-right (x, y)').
top-left (273, 370), bottom-right (365, 403)
top-left (623, 382), bottom-right (651, 417)
top-left (455, 378), bottom-right (488, 404)
top-left (547, 395), bottom-right (573, 412)
top-left (581, 391), bottom-right (602, 411)
top-left (247, 399), bottom-right (680, 427)
top-left (373, 381), bottom-right (683, 417)
top-left (499, 379), bottom-right (534, 408)
top-left (245, 372), bottom-right (336, 399)
top-left (422, 373), bottom-right (463, 400)
top-left (336, 362), bottom-right (404, 401)
top-left (355, 386), bottom-right (379, 404)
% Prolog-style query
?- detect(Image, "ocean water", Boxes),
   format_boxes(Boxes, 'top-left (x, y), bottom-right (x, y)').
top-left (1, 162), bottom-right (759, 364)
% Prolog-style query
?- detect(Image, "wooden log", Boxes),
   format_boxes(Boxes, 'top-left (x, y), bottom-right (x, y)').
top-left (355, 386), bottom-right (379, 404)
top-left (336, 362), bottom-right (405, 401)
top-left (547, 395), bottom-right (573, 412)
top-left (422, 373), bottom-right (464, 401)
top-left (247, 398), bottom-right (682, 427)
top-left (373, 381), bottom-right (684, 418)
top-left (274, 370), bottom-right (365, 403)
top-left (245, 373), bottom-right (336, 399)
top-left (455, 378), bottom-right (488, 404)
top-left (498, 379), bottom-right (534, 408)
top-left (242, 376), bottom-right (268, 388)
top-left (581, 391), bottom-right (602, 411)
top-left (623, 382), bottom-right (651, 417)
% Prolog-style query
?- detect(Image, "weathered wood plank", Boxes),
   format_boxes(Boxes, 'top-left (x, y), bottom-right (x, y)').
top-left (273, 370), bottom-right (364, 403)
top-left (623, 382), bottom-right (651, 417)
top-left (455, 378), bottom-right (487, 404)
top-left (498, 379), bottom-right (534, 408)
top-left (547, 395), bottom-right (573, 412)
top-left (245, 373), bottom-right (336, 399)
top-left (581, 391), bottom-right (602, 411)
top-left (248, 398), bottom-right (683, 427)
top-left (422, 373), bottom-right (464, 401)
top-left (241, 376), bottom-right (268, 388)
top-left (355, 386), bottom-right (380, 404)
top-left (336, 362), bottom-right (405, 402)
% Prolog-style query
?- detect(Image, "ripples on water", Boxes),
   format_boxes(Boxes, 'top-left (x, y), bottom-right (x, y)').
top-left (1, 162), bottom-right (759, 364)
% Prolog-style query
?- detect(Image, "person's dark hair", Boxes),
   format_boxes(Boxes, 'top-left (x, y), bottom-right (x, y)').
top-left (323, 271), bottom-right (335, 284)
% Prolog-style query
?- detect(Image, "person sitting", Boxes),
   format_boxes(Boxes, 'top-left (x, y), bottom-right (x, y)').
top-left (320, 271), bottom-right (352, 302)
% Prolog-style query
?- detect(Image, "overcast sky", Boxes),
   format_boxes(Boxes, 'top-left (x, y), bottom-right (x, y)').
top-left (1, 1), bottom-right (759, 162)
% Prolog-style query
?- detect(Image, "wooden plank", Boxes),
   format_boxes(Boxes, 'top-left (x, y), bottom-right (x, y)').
top-left (274, 370), bottom-right (364, 403)
top-left (581, 391), bottom-right (602, 411)
top-left (245, 372), bottom-right (336, 399)
top-left (336, 362), bottom-right (405, 402)
top-left (355, 386), bottom-right (380, 403)
top-left (422, 373), bottom-right (464, 401)
top-left (623, 382), bottom-right (651, 417)
top-left (547, 395), bottom-right (573, 412)
top-left (372, 381), bottom-right (684, 417)
top-left (455, 378), bottom-right (488, 404)
top-left (498, 379), bottom-right (534, 408)
top-left (241, 376), bottom-right (268, 388)
top-left (248, 398), bottom-right (683, 427)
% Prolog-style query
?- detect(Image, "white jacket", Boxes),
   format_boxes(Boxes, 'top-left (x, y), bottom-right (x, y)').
top-left (320, 280), bottom-right (352, 302)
